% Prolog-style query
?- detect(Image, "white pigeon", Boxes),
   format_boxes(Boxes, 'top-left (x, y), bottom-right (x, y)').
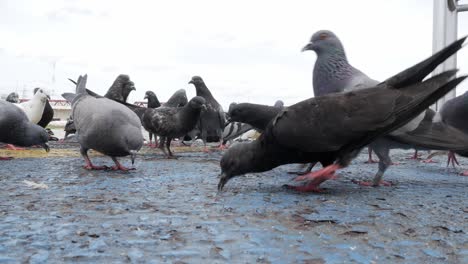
top-left (15, 88), bottom-right (50, 124)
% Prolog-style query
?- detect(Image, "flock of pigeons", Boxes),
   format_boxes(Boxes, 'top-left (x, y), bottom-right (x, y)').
top-left (1, 30), bottom-right (468, 193)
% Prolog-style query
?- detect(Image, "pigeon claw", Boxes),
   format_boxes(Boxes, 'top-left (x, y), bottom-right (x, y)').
top-left (294, 164), bottom-right (340, 182)
top-left (83, 165), bottom-right (109, 170)
top-left (110, 165), bottom-right (135, 171)
top-left (364, 159), bottom-right (379, 164)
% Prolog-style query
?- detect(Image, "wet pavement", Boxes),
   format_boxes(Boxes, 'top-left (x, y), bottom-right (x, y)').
top-left (0, 142), bottom-right (467, 263)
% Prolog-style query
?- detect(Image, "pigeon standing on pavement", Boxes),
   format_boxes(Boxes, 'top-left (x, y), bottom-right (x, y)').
top-left (302, 30), bottom-right (467, 186)
top-left (62, 75), bottom-right (143, 171)
top-left (188, 76), bottom-right (225, 151)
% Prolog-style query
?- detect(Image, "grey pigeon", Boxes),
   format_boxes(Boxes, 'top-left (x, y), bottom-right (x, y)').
top-left (140, 96), bottom-right (206, 157)
top-left (0, 100), bottom-right (50, 157)
top-left (62, 75), bottom-right (143, 171)
top-left (273, 100), bottom-right (284, 108)
top-left (104, 74), bottom-right (135, 103)
top-left (145, 91), bottom-right (161, 108)
top-left (188, 76), bottom-right (225, 150)
top-left (302, 30), bottom-right (467, 186)
top-left (164, 89), bottom-right (188, 107)
top-left (217, 37), bottom-right (467, 192)
top-left (439, 92), bottom-right (468, 175)
top-left (63, 116), bottom-right (76, 139)
top-left (144, 91), bottom-right (161, 147)
top-left (33, 87), bottom-right (54, 128)
top-left (5, 92), bottom-right (19, 103)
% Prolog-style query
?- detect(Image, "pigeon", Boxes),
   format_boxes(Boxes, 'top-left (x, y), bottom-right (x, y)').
top-left (63, 116), bottom-right (76, 139)
top-left (221, 122), bottom-right (254, 146)
top-left (274, 100), bottom-right (284, 108)
top-left (5, 92), bottom-right (19, 103)
top-left (138, 96), bottom-right (206, 157)
top-left (188, 76), bottom-right (225, 150)
top-left (164, 89), bottom-right (188, 107)
top-left (217, 37), bottom-right (467, 192)
top-left (227, 103), bottom-right (282, 131)
top-left (439, 92), bottom-right (468, 175)
top-left (33, 88), bottom-right (54, 128)
top-left (104, 74), bottom-right (135, 103)
top-left (144, 91), bottom-right (162, 147)
top-left (145, 91), bottom-right (161, 108)
top-left (15, 88), bottom-right (49, 124)
top-left (302, 30), bottom-right (468, 185)
top-left (0, 100), bottom-right (50, 158)
top-left (62, 75), bottom-right (144, 171)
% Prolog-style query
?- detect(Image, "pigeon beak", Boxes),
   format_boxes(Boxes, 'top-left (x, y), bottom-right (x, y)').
top-left (301, 42), bottom-right (314, 52)
top-left (42, 143), bottom-right (50, 153)
top-left (201, 104), bottom-right (207, 111)
top-left (130, 150), bottom-right (137, 165)
top-left (188, 80), bottom-right (194, 84)
top-left (46, 95), bottom-right (51, 99)
top-left (217, 173), bottom-right (229, 191)
top-left (131, 87), bottom-right (136, 91)
top-left (144, 94), bottom-right (148, 99)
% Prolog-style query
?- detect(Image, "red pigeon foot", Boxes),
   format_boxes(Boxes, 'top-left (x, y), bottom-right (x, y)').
top-left (217, 144), bottom-right (228, 150)
top-left (294, 164), bottom-right (340, 182)
top-left (460, 171), bottom-right (468, 176)
top-left (5, 144), bottom-right (25, 151)
top-left (284, 183), bottom-right (325, 193)
top-left (365, 158), bottom-right (379, 164)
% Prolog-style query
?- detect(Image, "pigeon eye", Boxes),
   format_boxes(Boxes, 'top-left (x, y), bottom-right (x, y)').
top-left (319, 33), bottom-right (328, 40)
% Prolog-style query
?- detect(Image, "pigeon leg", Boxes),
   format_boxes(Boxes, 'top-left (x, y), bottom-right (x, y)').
top-left (148, 132), bottom-right (153, 146)
top-left (460, 171), bottom-right (468, 176)
top-left (81, 147), bottom-right (108, 170)
top-left (355, 143), bottom-right (393, 187)
top-left (218, 143), bottom-right (228, 150)
top-left (153, 136), bottom-right (159, 148)
top-left (406, 150), bottom-right (421, 160)
top-left (294, 163), bottom-right (341, 182)
top-left (364, 147), bottom-right (378, 163)
top-left (447, 151), bottom-right (459, 167)
top-left (166, 138), bottom-right (177, 159)
top-left (5, 144), bottom-right (25, 151)
top-left (287, 162), bottom-right (317, 175)
top-left (110, 157), bottom-right (135, 171)
top-left (158, 137), bottom-right (168, 156)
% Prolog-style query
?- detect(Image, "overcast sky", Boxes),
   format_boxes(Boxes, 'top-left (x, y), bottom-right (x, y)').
top-left (1, 0), bottom-right (467, 108)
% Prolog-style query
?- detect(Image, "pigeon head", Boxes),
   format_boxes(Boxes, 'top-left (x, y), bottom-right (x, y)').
top-left (33, 88), bottom-right (50, 103)
top-left (188, 96), bottom-right (206, 110)
top-left (122, 80), bottom-right (136, 101)
top-left (64, 117), bottom-right (76, 138)
top-left (144, 91), bottom-right (156, 100)
top-left (226, 103), bottom-right (250, 123)
top-left (218, 141), bottom-right (262, 191)
top-left (6, 92), bottom-right (19, 103)
top-left (20, 124), bottom-right (50, 152)
top-left (188, 76), bottom-right (204, 85)
top-left (274, 100), bottom-right (284, 108)
top-left (301, 30), bottom-right (345, 55)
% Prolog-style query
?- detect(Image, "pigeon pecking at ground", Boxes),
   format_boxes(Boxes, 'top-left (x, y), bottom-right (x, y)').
top-left (188, 76), bottom-right (226, 151)
top-left (302, 30), bottom-right (468, 186)
top-left (62, 75), bottom-right (144, 171)
top-left (217, 38), bottom-right (467, 192)
top-left (0, 100), bottom-right (50, 159)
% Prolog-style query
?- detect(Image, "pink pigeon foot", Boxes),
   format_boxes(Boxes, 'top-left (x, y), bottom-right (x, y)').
top-left (217, 144), bottom-right (228, 150)
top-left (460, 171), bottom-right (468, 176)
top-left (421, 158), bottom-right (437, 163)
top-left (406, 151), bottom-right (421, 160)
top-left (5, 144), bottom-right (25, 151)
